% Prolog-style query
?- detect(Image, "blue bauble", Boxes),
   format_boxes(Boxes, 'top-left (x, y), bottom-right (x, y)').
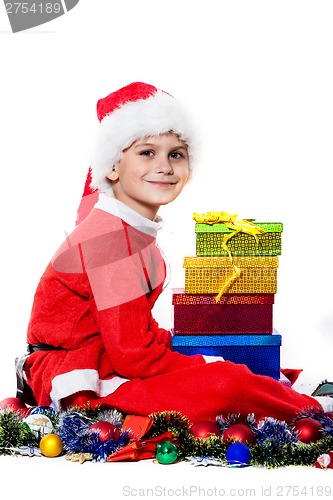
top-left (226, 442), bottom-right (250, 467)
top-left (30, 406), bottom-right (56, 418)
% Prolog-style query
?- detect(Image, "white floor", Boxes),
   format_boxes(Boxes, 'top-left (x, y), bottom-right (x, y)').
top-left (1, 449), bottom-right (332, 500)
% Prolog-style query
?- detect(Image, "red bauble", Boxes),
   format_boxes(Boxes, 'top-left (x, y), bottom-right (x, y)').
top-left (293, 418), bottom-right (323, 443)
top-left (0, 397), bottom-right (28, 416)
top-left (89, 421), bottom-right (121, 442)
top-left (190, 420), bottom-right (220, 439)
top-left (222, 423), bottom-right (256, 445)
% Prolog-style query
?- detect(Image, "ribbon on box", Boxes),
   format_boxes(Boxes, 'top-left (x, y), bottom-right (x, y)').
top-left (107, 415), bottom-right (177, 462)
top-left (193, 211), bottom-right (266, 302)
top-left (107, 431), bottom-right (176, 461)
top-left (192, 211), bottom-right (265, 258)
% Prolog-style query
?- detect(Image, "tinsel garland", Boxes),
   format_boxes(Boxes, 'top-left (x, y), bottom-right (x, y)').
top-left (0, 409), bottom-right (38, 454)
top-left (1, 405), bottom-right (333, 468)
top-left (56, 408), bottom-right (130, 461)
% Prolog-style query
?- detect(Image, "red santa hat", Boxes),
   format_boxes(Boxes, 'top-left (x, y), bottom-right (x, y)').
top-left (75, 82), bottom-right (196, 224)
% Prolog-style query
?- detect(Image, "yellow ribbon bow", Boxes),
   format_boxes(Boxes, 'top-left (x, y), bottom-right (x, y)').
top-left (193, 211), bottom-right (266, 301)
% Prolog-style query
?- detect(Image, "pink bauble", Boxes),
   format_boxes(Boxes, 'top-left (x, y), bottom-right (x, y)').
top-left (294, 418), bottom-right (323, 443)
top-left (190, 420), bottom-right (220, 439)
top-left (89, 421), bottom-right (121, 442)
top-left (223, 423), bottom-right (256, 445)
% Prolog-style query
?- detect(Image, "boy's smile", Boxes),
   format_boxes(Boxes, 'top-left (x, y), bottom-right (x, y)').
top-left (106, 133), bottom-right (190, 220)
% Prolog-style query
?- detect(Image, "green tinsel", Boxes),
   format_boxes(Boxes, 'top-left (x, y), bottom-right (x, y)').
top-left (148, 411), bottom-right (333, 468)
top-left (66, 403), bottom-right (102, 421)
top-left (0, 410), bottom-right (37, 454)
top-left (147, 410), bottom-right (194, 459)
top-left (187, 434), bottom-right (227, 460)
top-left (1, 407), bottom-right (333, 468)
top-left (146, 411), bottom-right (228, 461)
top-left (250, 435), bottom-right (333, 468)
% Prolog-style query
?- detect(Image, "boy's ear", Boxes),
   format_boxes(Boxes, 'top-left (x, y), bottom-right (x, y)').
top-left (106, 168), bottom-right (119, 181)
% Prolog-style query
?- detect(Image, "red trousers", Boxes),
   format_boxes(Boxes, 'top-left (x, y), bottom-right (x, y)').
top-left (62, 361), bottom-right (321, 423)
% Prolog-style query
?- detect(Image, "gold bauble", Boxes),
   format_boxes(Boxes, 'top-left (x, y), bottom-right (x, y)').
top-left (39, 433), bottom-right (63, 457)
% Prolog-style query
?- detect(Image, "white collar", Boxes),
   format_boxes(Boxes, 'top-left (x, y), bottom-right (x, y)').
top-left (94, 192), bottom-right (163, 237)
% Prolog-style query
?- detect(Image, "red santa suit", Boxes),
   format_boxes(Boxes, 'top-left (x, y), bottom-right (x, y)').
top-left (24, 193), bottom-right (321, 423)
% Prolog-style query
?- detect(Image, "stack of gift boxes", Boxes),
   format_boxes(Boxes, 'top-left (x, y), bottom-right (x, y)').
top-left (171, 214), bottom-right (285, 381)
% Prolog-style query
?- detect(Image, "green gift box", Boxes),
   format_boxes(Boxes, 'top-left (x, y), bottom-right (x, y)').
top-left (195, 222), bottom-right (283, 257)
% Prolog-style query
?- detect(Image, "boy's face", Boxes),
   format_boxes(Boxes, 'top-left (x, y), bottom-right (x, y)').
top-left (106, 133), bottom-right (190, 220)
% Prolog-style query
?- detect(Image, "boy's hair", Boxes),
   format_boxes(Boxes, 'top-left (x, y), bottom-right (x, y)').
top-left (90, 82), bottom-right (197, 192)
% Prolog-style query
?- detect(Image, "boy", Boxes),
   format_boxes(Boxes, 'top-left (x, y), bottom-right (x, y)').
top-left (20, 82), bottom-right (332, 422)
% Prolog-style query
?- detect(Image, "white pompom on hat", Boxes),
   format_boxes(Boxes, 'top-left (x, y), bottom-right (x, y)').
top-left (90, 81), bottom-right (197, 192)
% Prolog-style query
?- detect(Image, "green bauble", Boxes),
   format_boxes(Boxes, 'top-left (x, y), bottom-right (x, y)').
top-left (156, 441), bottom-right (178, 465)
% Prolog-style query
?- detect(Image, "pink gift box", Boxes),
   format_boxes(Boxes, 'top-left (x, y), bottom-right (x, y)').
top-left (172, 289), bottom-right (274, 335)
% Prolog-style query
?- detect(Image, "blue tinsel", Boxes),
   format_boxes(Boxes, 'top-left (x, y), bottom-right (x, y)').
top-left (216, 413), bottom-right (241, 433)
top-left (253, 417), bottom-right (298, 446)
top-left (217, 413), bottom-right (298, 446)
top-left (56, 410), bottom-right (130, 462)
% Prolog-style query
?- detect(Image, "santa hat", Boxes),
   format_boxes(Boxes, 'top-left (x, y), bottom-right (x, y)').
top-left (76, 82), bottom-right (197, 224)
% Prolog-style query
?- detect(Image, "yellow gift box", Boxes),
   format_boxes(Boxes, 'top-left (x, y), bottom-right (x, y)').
top-left (183, 256), bottom-right (279, 295)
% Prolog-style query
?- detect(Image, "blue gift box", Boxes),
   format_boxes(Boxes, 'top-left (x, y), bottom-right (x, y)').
top-left (172, 332), bottom-right (281, 379)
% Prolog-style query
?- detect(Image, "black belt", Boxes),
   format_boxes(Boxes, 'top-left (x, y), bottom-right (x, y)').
top-left (28, 343), bottom-right (66, 354)
top-left (15, 344), bottom-right (66, 406)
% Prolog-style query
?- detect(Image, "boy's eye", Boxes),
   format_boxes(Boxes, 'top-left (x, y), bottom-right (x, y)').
top-left (140, 150), bottom-right (154, 157)
top-left (170, 151), bottom-right (185, 159)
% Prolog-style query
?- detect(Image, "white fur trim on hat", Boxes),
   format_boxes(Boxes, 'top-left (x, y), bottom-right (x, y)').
top-left (90, 90), bottom-right (197, 192)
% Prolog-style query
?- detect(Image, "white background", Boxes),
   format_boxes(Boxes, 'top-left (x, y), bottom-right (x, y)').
top-left (1, 1), bottom-right (333, 495)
